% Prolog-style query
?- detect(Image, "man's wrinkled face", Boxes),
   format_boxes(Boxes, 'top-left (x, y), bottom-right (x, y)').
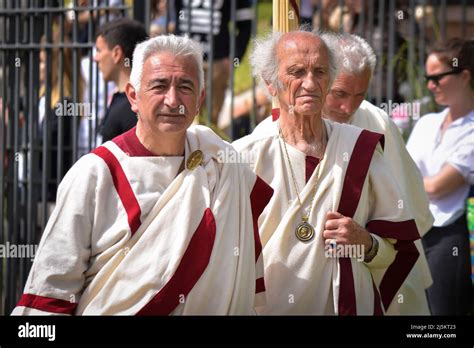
top-left (271, 34), bottom-right (331, 118)
top-left (323, 69), bottom-right (371, 124)
top-left (127, 52), bottom-right (204, 135)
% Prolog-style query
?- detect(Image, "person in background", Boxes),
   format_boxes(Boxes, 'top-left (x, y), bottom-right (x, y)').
top-left (173, 0), bottom-right (254, 126)
top-left (321, 32), bottom-right (434, 315)
top-left (150, 0), bottom-right (175, 36)
top-left (407, 38), bottom-right (474, 315)
top-left (39, 27), bottom-right (85, 202)
top-left (299, 0), bottom-right (315, 27)
top-left (75, 0), bottom-right (125, 155)
top-left (94, 18), bottom-right (148, 143)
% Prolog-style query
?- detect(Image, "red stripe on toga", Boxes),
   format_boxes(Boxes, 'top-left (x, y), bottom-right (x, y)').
top-left (17, 293), bottom-right (77, 315)
top-left (305, 156), bottom-right (320, 184)
top-left (256, 277), bottom-right (266, 294)
top-left (338, 130), bottom-right (384, 218)
top-left (372, 279), bottom-right (384, 316)
top-left (366, 219), bottom-right (420, 241)
top-left (250, 175), bottom-right (274, 262)
top-left (112, 126), bottom-right (156, 157)
top-left (366, 219), bottom-right (420, 310)
top-left (337, 129), bottom-right (384, 316)
top-left (92, 146), bottom-right (142, 235)
top-left (136, 208), bottom-right (216, 315)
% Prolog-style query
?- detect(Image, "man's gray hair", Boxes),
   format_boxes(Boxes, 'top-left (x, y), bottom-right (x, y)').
top-left (250, 29), bottom-right (339, 97)
top-left (320, 32), bottom-right (377, 76)
top-left (249, 31), bottom-right (283, 94)
top-left (130, 34), bottom-right (204, 93)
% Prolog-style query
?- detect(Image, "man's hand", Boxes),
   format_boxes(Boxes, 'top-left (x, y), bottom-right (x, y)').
top-left (323, 211), bottom-right (372, 252)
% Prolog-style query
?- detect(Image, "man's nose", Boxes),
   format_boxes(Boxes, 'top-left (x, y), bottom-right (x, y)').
top-left (302, 72), bottom-right (317, 91)
top-left (341, 98), bottom-right (356, 114)
top-left (93, 53), bottom-right (99, 63)
top-left (164, 86), bottom-right (179, 109)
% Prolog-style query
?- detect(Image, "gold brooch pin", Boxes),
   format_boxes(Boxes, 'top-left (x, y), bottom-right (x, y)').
top-left (186, 150), bottom-right (203, 170)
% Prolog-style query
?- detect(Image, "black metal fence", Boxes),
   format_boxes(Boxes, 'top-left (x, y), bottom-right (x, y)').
top-left (0, 0), bottom-right (472, 315)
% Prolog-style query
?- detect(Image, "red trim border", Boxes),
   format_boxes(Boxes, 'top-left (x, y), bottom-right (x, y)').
top-left (250, 176), bottom-right (273, 262)
top-left (337, 129), bottom-right (384, 316)
top-left (136, 208), bottom-right (216, 315)
top-left (17, 293), bottom-right (77, 315)
top-left (92, 146), bottom-right (142, 235)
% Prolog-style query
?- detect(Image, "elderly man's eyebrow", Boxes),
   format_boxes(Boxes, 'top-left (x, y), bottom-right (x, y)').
top-left (287, 63), bottom-right (303, 68)
top-left (312, 64), bottom-right (328, 69)
top-left (148, 78), bottom-right (169, 87)
top-left (287, 63), bottom-right (328, 70)
top-left (178, 77), bottom-right (196, 87)
top-left (286, 64), bottom-right (305, 72)
top-left (147, 77), bottom-right (195, 88)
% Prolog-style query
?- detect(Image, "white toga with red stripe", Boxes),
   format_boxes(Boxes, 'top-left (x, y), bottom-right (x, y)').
top-left (12, 125), bottom-right (272, 315)
top-left (233, 118), bottom-right (421, 315)
top-left (349, 100), bottom-right (433, 315)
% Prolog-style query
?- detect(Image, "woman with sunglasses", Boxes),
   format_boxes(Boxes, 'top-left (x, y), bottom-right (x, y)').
top-left (407, 38), bottom-right (474, 315)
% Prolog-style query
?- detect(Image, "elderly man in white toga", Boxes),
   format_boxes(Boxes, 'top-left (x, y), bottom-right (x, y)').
top-left (233, 29), bottom-right (421, 315)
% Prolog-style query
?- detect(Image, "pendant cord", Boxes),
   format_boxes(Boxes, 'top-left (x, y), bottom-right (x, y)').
top-left (277, 122), bottom-right (326, 221)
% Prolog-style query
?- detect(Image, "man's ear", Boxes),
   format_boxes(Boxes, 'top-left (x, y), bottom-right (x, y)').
top-left (111, 45), bottom-right (123, 65)
top-left (125, 82), bottom-right (139, 114)
top-left (264, 79), bottom-right (277, 97)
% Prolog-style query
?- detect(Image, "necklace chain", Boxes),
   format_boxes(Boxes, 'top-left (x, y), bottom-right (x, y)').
top-left (278, 122), bottom-right (326, 221)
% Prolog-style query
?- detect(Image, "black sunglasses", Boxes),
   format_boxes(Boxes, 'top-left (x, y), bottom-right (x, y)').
top-left (424, 68), bottom-right (463, 85)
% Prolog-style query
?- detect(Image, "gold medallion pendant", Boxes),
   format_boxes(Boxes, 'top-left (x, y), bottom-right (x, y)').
top-left (186, 150), bottom-right (203, 170)
top-left (295, 221), bottom-right (315, 242)
top-left (277, 121), bottom-right (326, 244)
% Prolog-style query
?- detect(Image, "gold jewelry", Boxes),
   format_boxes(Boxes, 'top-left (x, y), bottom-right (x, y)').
top-left (295, 219), bottom-right (315, 242)
top-left (278, 122), bottom-right (326, 242)
top-left (186, 150), bottom-right (203, 170)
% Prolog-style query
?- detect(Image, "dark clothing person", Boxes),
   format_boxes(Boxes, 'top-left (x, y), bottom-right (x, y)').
top-left (94, 18), bottom-right (147, 143)
top-left (422, 214), bottom-right (472, 315)
top-left (99, 92), bottom-right (137, 143)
